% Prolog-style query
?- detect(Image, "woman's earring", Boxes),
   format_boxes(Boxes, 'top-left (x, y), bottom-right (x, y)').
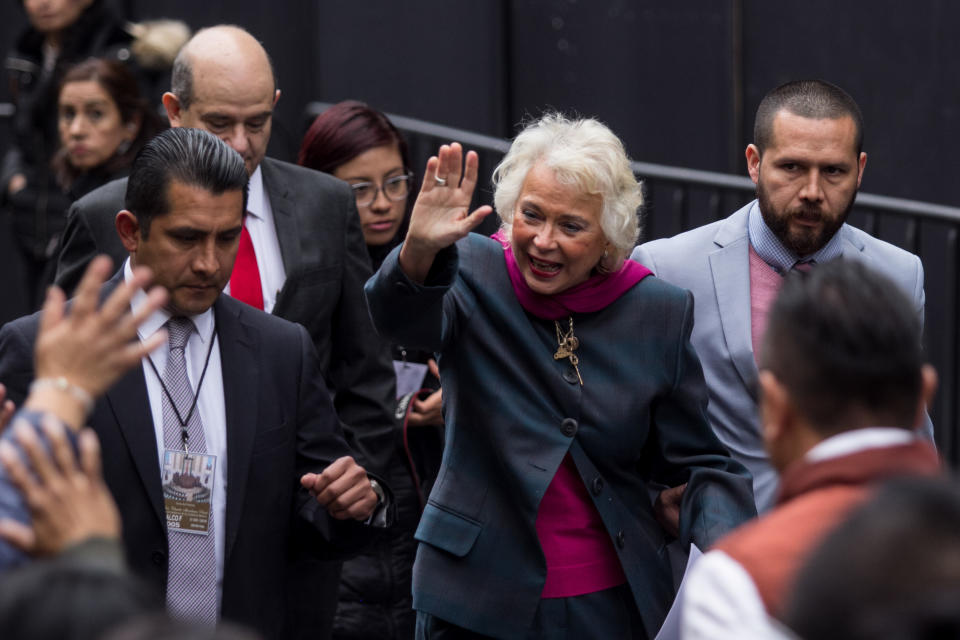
top-left (596, 248), bottom-right (612, 275)
top-left (115, 138), bottom-right (132, 156)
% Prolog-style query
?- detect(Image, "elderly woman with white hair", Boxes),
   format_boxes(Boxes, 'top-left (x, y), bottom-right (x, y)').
top-left (365, 114), bottom-right (755, 639)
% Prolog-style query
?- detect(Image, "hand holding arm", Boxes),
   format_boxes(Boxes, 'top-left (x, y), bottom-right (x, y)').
top-left (408, 389), bottom-right (443, 427)
top-left (300, 455), bottom-right (379, 521)
top-left (408, 358), bottom-right (444, 427)
top-left (654, 482), bottom-right (687, 538)
top-left (399, 143), bottom-right (492, 283)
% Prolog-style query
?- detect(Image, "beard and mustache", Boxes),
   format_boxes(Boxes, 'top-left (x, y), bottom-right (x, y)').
top-left (757, 179), bottom-right (858, 256)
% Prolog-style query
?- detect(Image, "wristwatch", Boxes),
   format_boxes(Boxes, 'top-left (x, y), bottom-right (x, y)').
top-left (369, 478), bottom-right (385, 505)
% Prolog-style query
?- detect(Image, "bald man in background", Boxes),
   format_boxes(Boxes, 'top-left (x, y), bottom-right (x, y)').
top-left (52, 26), bottom-right (397, 639)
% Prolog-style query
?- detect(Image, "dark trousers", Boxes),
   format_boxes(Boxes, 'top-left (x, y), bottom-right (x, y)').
top-left (415, 583), bottom-right (647, 640)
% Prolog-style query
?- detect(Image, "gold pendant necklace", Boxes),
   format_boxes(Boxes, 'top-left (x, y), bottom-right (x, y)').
top-left (553, 316), bottom-right (583, 385)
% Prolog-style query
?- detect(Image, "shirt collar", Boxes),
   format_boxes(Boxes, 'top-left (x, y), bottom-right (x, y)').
top-left (246, 165), bottom-right (265, 221)
top-left (125, 257), bottom-right (216, 344)
top-left (747, 200), bottom-right (845, 273)
top-left (804, 427), bottom-right (918, 464)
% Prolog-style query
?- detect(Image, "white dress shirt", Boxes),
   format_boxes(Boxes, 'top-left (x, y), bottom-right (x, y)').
top-left (224, 165), bottom-right (286, 313)
top-left (127, 259), bottom-right (228, 608)
top-left (681, 428), bottom-right (920, 640)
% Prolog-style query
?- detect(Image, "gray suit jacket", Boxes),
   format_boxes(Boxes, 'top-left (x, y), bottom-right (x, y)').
top-left (54, 157), bottom-right (397, 474)
top-left (632, 201), bottom-right (930, 510)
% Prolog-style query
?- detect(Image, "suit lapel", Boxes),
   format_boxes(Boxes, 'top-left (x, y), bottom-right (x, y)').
top-left (104, 367), bottom-right (167, 523)
top-left (215, 297), bottom-right (260, 561)
top-left (709, 206), bottom-right (759, 399)
top-left (94, 272), bottom-right (167, 524)
top-left (260, 159), bottom-right (302, 286)
top-left (838, 224), bottom-right (868, 264)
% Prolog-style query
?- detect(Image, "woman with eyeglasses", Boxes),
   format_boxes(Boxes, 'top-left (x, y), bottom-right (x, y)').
top-left (298, 100), bottom-right (443, 640)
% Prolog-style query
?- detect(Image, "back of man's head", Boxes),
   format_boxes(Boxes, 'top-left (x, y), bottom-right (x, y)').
top-left (760, 260), bottom-right (924, 435)
top-left (785, 476), bottom-right (960, 640)
top-left (0, 554), bottom-right (161, 639)
top-left (125, 128), bottom-right (249, 238)
top-left (754, 79), bottom-right (864, 154)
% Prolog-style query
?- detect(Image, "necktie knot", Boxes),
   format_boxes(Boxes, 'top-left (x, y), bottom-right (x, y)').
top-left (167, 317), bottom-right (195, 351)
top-left (792, 259), bottom-right (814, 273)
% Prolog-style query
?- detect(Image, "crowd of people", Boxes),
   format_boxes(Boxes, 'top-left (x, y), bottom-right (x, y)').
top-left (0, 4), bottom-right (954, 640)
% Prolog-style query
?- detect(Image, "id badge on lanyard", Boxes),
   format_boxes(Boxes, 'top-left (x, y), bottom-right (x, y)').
top-left (161, 449), bottom-right (217, 534)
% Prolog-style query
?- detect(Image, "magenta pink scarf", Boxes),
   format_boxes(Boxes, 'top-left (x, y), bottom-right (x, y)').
top-left (491, 231), bottom-right (651, 320)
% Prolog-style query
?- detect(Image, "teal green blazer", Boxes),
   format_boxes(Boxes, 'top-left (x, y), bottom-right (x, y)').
top-left (366, 234), bottom-right (756, 639)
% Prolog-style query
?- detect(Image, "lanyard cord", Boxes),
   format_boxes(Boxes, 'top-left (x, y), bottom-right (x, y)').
top-left (146, 324), bottom-right (218, 453)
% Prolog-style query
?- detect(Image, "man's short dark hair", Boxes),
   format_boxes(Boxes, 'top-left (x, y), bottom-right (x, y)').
top-left (170, 26), bottom-right (277, 111)
top-left (125, 128), bottom-right (249, 238)
top-left (785, 477), bottom-right (960, 640)
top-left (754, 80), bottom-right (864, 155)
top-left (760, 261), bottom-right (923, 434)
top-left (0, 553), bottom-right (161, 639)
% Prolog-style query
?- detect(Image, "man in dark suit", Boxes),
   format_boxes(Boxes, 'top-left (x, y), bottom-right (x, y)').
top-left (54, 25), bottom-right (396, 476)
top-left (0, 128), bottom-right (387, 639)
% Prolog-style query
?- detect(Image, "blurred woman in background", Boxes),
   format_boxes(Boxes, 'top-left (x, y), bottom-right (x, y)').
top-left (4, 0), bottom-right (137, 315)
top-left (299, 100), bottom-right (443, 640)
top-left (2, 0), bottom-right (184, 320)
top-left (53, 57), bottom-right (164, 201)
top-left (15, 56), bottom-right (166, 302)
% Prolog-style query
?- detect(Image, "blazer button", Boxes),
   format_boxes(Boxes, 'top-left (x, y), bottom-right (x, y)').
top-left (591, 476), bottom-right (604, 496)
top-left (616, 530), bottom-right (625, 549)
top-left (562, 367), bottom-right (580, 384)
top-left (151, 550), bottom-right (167, 566)
top-left (560, 418), bottom-right (578, 437)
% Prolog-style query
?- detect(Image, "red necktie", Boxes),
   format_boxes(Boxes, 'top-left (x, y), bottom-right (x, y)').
top-left (230, 221), bottom-right (264, 310)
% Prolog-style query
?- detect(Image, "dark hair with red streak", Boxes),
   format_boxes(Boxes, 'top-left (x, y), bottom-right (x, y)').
top-left (298, 100), bottom-right (414, 256)
top-left (297, 100), bottom-right (411, 175)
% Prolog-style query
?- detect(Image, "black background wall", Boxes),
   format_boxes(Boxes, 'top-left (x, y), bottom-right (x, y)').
top-left (3, 0), bottom-right (960, 208)
top-left (3, 1), bottom-right (960, 451)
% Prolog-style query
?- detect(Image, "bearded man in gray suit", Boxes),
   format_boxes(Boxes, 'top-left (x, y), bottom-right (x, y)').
top-left (633, 80), bottom-right (932, 511)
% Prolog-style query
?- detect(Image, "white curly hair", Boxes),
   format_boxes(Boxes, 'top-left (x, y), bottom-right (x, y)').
top-left (492, 113), bottom-right (643, 269)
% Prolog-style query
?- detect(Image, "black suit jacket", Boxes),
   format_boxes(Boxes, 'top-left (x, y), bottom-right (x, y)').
top-left (54, 158), bottom-right (397, 474)
top-left (0, 284), bottom-right (380, 638)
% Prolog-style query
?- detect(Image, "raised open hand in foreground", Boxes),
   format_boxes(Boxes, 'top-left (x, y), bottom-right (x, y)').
top-left (27, 255), bottom-right (168, 430)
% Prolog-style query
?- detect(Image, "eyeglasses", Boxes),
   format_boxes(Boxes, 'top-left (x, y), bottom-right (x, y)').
top-left (350, 172), bottom-right (413, 207)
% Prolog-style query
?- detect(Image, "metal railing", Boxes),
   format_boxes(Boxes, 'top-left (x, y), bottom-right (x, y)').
top-left (308, 102), bottom-right (960, 464)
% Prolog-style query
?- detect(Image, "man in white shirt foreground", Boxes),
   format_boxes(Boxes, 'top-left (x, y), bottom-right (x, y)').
top-left (681, 260), bottom-right (941, 639)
